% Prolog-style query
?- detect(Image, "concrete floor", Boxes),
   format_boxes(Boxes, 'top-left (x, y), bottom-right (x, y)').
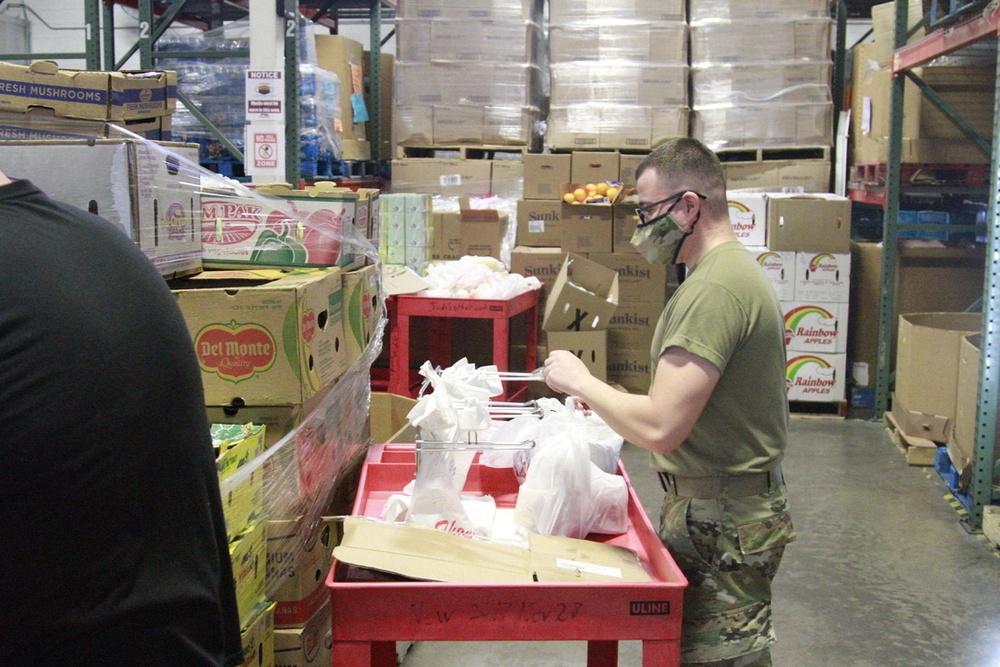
top-left (396, 415), bottom-right (1000, 666)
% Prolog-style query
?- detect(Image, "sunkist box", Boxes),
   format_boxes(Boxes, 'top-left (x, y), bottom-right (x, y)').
top-left (510, 246), bottom-right (567, 292)
top-left (0, 139), bottom-right (202, 278)
top-left (523, 153), bottom-right (571, 200)
top-left (782, 301), bottom-right (849, 354)
top-left (201, 182), bottom-right (359, 270)
top-left (588, 252), bottom-right (669, 304)
top-left (727, 192), bottom-right (767, 246)
top-left (544, 330), bottom-right (608, 381)
top-left (786, 351), bottom-right (847, 402)
top-left (171, 268), bottom-right (346, 407)
top-left (516, 199), bottom-right (562, 247)
top-left (542, 253), bottom-right (619, 332)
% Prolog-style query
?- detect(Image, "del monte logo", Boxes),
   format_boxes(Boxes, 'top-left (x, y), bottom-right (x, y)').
top-left (195, 321), bottom-right (275, 382)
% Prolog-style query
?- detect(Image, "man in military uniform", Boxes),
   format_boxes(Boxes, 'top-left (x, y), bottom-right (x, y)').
top-left (544, 138), bottom-right (795, 666)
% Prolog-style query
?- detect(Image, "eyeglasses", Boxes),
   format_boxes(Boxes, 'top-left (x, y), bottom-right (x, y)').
top-left (635, 191), bottom-right (707, 226)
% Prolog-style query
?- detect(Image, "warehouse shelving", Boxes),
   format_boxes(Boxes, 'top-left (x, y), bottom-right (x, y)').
top-left (100, 0), bottom-right (394, 183)
top-left (875, 0), bottom-right (1000, 530)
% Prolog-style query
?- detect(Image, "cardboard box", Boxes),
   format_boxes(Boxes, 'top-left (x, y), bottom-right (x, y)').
top-left (848, 242), bottom-right (986, 389)
top-left (588, 253), bottom-right (669, 304)
top-left (240, 602), bottom-right (276, 667)
top-left (491, 159), bottom-right (524, 199)
top-left (0, 139), bottom-right (202, 278)
top-left (314, 35), bottom-right (370, 161)
top-left (0, 61), bottom-right (172, 121)
top-left (460, 206), bottom-right (508, 260)
top-left (786, 351), bottom-right (847, 402)
top-left (201, 184), bottom-right (358, 270)
top-left (430, 210), bottom-right (462, 261)
top-left (214, 423), bottom-right (269, 543)
top-left (342, 265), bottom-right (379, 366)
top-left (516, 199), bottom-right (563, 247)
top-left (370, 392), bottom-right (419, 444)
top-left (618, 154), bottom-right (644, 189)
top-left (523, 153), bottom-right (572, 200)
top-left (794, 251), bottom-right (851, 303)
top-left (206, 385), bottom-right (331, 449)
top-left (560, 202), bottom-right (613, 253)
top-left (895, 312), bottom-right (982, 432)
top-left (172, 268), bottom-right (346, 407)
top-left (510, 246), bottom-right (567, 291)
top-left (782, 301), bottom-right (849, 354)
top-left (268, 517), bottom-right (336, 628)
top-left (723, 159), bottom-right (831, 193)
top-left (334, 517), bottom-right (652, 583)
top-left (570, 151), bottom-right (620, 186)
top-left (948, 333), bottom-right (1000, 486)
top-left (548, 0), bottom-right (685, 22)
top-left (727, 192), bottom-right (767, 247)
top-left (543, 253), bottom-right (619, 332)
top-left (612, 204), bottom-right (640, 254)
top-left (607, 347), bottom-right (653, 394)
top-left (544, 330), bottom-right (608, 382)
top-left (608, 300), bottom-right (663, 350)
top-left (746, 247), bottom-right (795, 301)
top-left (765, 194), bottom-right (851, 252)
top-left (231, 520), bottom-right (268, 627)
top-left (274, 601), bottom-right (331, 667)
top-left (390, 158), bottom-right (493, 198)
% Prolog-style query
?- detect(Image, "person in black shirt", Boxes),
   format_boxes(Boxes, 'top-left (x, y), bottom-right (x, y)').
top-left (0, 169), bottom-right (243, 666)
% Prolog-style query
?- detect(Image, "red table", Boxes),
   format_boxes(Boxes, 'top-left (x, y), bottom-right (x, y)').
top-left (326, 443), bottom-right (687, 666)
top-left (386, 288), bottom-right (541, 400)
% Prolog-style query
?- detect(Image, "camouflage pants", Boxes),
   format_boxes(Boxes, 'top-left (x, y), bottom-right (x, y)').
top-left (658, 485), bottom-right (795, 665)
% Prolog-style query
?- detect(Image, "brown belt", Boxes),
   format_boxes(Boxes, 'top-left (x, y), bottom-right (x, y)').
top-left (657, 466), bottom-right (783, 499)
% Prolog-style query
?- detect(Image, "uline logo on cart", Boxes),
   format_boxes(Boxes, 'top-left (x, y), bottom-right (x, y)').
top-left (630, 600), bottom-right (671, 616)
top-left (195, 321), bottom-right (276, 382)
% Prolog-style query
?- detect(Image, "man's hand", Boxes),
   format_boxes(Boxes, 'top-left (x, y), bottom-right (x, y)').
top-left (543, 349), bottom-right (592, 396)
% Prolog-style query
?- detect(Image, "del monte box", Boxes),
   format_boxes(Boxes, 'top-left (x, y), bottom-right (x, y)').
top-left (171, 268), bottom-right (346, 406)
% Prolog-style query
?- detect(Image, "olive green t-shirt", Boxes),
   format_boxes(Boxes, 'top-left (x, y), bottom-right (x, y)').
top-left (649, 241), bottom-right (789, 477)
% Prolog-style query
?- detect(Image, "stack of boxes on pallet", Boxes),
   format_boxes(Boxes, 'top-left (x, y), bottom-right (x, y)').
top-left (728, 191), bottom-right (853, 404)
top-left (546, 0), bottom-right (688, 151)
top-left (393, 0), bottom-right (545, 153)
top-left (689, 0), bottom-right (834, 152)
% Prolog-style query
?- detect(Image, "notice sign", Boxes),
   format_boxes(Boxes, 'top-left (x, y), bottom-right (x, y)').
top-left (246, 130), bottom-right (283, 176)
top-left (245, 70), bottom-right (284, 120)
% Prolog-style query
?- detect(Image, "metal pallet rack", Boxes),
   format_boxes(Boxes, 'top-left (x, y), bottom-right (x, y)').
top-left (101, 0), bottom-right (394, 184)
top-left (876, 0), bottom-right (1000, 530)
top-left (0, 0), bottom-right (102, 68)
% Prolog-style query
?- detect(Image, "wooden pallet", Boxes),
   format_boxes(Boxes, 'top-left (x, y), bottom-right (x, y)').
top-left (716, 146), bottom-right (831, 163)
top-left (884, 410), bottom-right (939, 466)
top-left (983, 506), bottom-right (1000, 549)
top-left (788, 399), bottom-right (848, 418)
top-left (396, 144), bottom-right (532, 160)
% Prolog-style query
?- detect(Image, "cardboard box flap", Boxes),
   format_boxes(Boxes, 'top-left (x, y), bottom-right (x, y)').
top-left (335, 518), bottom-right (532, 583)
top-left (384, 265), bottom-right (431, 295)
top-left (334, 518), bottom-right (652, 583)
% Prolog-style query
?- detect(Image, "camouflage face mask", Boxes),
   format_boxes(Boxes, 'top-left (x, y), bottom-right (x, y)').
top-left (630, 210), bottom-right (690, 265)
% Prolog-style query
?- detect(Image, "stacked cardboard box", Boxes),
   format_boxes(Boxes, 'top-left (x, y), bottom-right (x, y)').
top-left (546, 0), bottom-right (688, 150)
top-left (726, 192), bottom-right (853, 403)
top-left (849, 40), bottom-right (996, 165)
top-left (689, 0), bottom-right (833, 152)
top-left (393, 0), bottom-right (545, 150)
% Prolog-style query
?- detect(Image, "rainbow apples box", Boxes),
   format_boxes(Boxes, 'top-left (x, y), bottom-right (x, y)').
top-left (782, 301), bottom-right (849, 354)
top-left (172, 268), bottom-right (346, 407)
top-left (794, 251), bottom-right (851, 302)
top-left (746, 247), bottom-right (795, 301)
top-left (727, 192), bottom-right (767, 247)
top-left (786, 352), bottom-right (847, 402)
top-left (201, 182), bottom-right (358, 270)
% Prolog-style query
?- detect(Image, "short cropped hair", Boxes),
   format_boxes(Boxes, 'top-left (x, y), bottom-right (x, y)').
top-left (635, 138), bottom-right (727, 201)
